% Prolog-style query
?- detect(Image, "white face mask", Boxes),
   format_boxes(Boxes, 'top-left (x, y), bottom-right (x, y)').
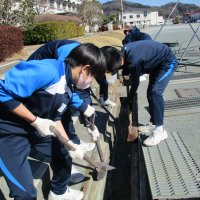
top-left (76, 74), bottom-right (93, 89)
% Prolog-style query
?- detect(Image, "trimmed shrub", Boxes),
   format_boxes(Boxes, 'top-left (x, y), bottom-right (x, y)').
top-left (34, 14), bottom-right (81, 24)
top-left (0, 25), bottom-right (23, 62)
top-left (23, 21), bottom-right (84, 45)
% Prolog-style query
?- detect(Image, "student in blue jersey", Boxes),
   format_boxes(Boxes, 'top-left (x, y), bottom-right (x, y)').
top-left (0, 43), bottom-right (106, 200)
top-left (101, 40), bottom-right (178, 146)
top-left (27, 39), bottom-right (100, 185)
top-left (27, 40), bottom-right (97, 150)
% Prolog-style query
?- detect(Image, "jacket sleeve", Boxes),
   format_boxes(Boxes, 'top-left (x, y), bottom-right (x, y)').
top-left (0, 60), bottom-right (60, 111)
top-left (128, 58), bottom-right (144, 98)
top-left (69, 92), bottom-right (88, 113)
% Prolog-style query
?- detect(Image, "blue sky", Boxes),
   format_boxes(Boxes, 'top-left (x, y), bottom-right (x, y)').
top-left (99, 0), bottom-right (200, 6)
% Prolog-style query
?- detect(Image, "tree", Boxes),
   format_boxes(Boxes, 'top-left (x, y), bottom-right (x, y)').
top-left (173, 15), bottom-right (181, 24)
top-left (0, 0), bottom-right (13, 25)
top-left (0, 0), bottom-right (35, 30)
top-left (77, 0), bottom-right (104, 31)
top-left (33, 0), bottom-right (49, 15)
top-left (102, 14), bottom-right (118, 25)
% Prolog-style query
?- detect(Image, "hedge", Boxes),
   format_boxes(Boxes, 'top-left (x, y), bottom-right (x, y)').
top-left (0, 25), bottom-right (23, 62)
top-left (23, 21), bottom-right (84, 45)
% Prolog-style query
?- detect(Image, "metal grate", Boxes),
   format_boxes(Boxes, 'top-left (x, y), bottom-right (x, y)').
top-left (174, 88), bottom-right (200, 98)
top-left (172, 73), bottom-right (200, 80)
top-left (165, 97), bottom-right (200, 111)
top-left (142, 132), bottom-right (200, 199)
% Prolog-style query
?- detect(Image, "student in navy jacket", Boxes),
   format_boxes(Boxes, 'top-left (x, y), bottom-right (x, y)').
top-left (122, 26), bottom-right (152, 45)
top-left (103, 40), bottom-right (178, 146)
top-left (0, 43), bottom-right (106, 200)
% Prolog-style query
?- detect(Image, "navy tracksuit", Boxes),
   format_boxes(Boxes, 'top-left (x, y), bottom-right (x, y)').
top-left (122, 40), bottom-right (177, 126)
top-left (0, 59), bottom-right (73, 199)
top-left (122, 28), bottom-right (152, 45)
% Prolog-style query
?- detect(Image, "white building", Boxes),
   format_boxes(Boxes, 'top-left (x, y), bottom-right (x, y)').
top-left (119, 8), bottom-right (164, 27)
top-left (12, 0), bottom-right (82, 14)
top-left (47, 0), bottom-right (82, 14)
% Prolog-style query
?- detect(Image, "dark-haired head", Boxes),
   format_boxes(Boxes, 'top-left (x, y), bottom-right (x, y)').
top-left (66, 43), bottom-right (106, 78)
top-left (124, 29), bottom-right (129, 35)
top-left (100, 46), bottom-right (123, 75)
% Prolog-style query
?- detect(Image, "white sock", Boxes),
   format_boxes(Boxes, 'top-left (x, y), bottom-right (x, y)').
top-left (155, 125), bottom-right (163, 132)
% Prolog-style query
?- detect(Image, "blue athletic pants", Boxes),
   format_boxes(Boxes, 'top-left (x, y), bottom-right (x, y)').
top-left (147, 60), bottom-right (177, 126)
top-left (0, 133), bottom-right (71, 200)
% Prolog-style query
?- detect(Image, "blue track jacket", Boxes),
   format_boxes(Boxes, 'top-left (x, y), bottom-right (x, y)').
top-left (0, 59), bottom-right (72, 134)
top-left (27, 40), bottom-right (88, 114)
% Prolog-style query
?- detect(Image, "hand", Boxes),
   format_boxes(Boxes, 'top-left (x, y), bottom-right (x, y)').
top-left (84, 105), bottom-right (95, 117)
top-left (67, 140), bottom-right (84, 160)
top-left (87, 125), bottom-right (100, 141)
top-left (127, 125), bottom-right (138, 142)
top-left (31, 117), bottom-right (56, 137)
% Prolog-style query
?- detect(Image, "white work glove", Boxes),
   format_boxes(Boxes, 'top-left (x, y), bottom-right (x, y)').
top-left (67, 140), bottom-right (84, 160)
top-left (31, 117), bottom-right (56, 137)
top-left (83, 105), bottom-right (95, 117)
top-left (87, 125), bottom-right (100, 141)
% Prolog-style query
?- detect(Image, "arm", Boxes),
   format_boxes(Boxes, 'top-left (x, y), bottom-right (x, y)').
top-left (12, 103), bottom-right (36, 123)
top-left (55, 120), bottom-right (70, 140)
top-left (127, 60), bottom-right (143, 128)
top-left (128, 62), bottom-right (142, 97)
top-left (0, 60), bottom-right (60, 107)
top-left (69, 92), bottom-right (95, 117)
top-left (0, 60), bottom-right (62, 136)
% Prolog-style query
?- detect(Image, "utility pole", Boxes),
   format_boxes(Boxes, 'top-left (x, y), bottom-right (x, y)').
top-left (120, 0), bottom-right (124, 28)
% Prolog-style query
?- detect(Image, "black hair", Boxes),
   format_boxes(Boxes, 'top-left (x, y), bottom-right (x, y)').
top-left (66, 43), bottom-right (106, 78)
top-left (124, 29), bottom-right (129, 35)
top-left (100, 46), bottom-right (123, 75)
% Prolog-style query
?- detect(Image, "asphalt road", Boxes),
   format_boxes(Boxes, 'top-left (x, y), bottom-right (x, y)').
top-left (148, 23), bottom-right (200, 46)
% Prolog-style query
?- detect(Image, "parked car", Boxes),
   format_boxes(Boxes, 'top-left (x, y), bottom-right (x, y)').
top-left (187, 19), bottom-right (197, 23)
top-left (156, 22), bottom-right (164, 26)
top-left (98, 25), bottom-right (108, 32)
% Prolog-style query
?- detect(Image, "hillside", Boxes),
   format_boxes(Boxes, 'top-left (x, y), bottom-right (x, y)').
top-left (102, 1), bottom-right (200, 18)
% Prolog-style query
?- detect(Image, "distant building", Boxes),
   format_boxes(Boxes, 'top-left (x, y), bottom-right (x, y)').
top-left (190, 9), bottom-right (200, 20)
top-left (119, 8), bottom-right (164, 27)
top-left (12, 0), bottom-right (82, 14)
top-left (184, 9), bottom-right (200, 22)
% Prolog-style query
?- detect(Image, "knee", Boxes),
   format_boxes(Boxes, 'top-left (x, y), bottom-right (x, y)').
top-left (149, 88), bottom-right (162, 97)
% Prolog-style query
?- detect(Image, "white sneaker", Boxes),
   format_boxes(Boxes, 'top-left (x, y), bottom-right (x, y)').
top-left (139, 75), bottom-right (146, 82)
top-left (143, 129), bottom-right (168, 146)
top-left (70, 166), bottom-right (85, 184)
top-left (99, 97), bottom-right (116, 107)
top-left (138, 122), bottom-right (155, 133)
top-left (79, 141), bottom-right (95, 152)
top-left (48, 187), bottom-right (84, 200)
top-left (104, 99), bottom-right (116, 107)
